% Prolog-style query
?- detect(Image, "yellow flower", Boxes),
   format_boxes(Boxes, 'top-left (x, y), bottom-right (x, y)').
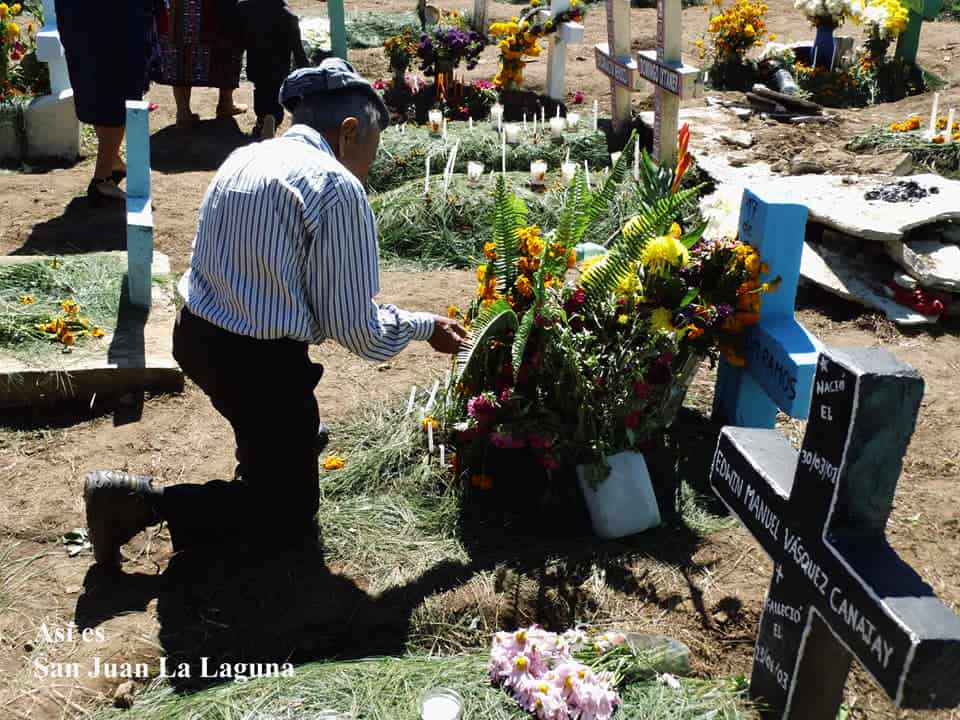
top-left (49, 259), bottom-right (61, 268)
top-left (89, 327), bottom-right (105, 338)
top-left (515, 275), bottom-right (534, 298)
top-left (10, 2), bottom-right (20, 13)
top-left (526, 236), bottom-right (545, 257)
top-left (477, 264), bottom-right (487, 283)
top-left (640, 234), bottom-right (690, 274)
top-left (0, 4), bottom-right (7, 18)
top-left (669, 222), bottom-right (682, 238)
top-left (6, 21), bottom-right (18, 37)
top-left (769, 33), bottom-right (777, 40)
top-left (649, 307), bottom-right (685, 337)
top-left (484, 241), bottom-right (497, 259)
top-left (514, 656), bottom-right (528, 671)
top-left (447, 305), bottom-right (460, 318)
top-left (617, 314), bottom-right (630, 325)
top-left (61, 331), bottom-right (75, 347)
top-left (422, 416), bottom-right (438, 431)
top-left (322, 455), bottom-right (346, 471)
top-left (695, 39), bottom-right (704, 48)
top-left (60, 299), bottom-right (79, 315)
top-left (20, 295), bottom-right (35, 304)
top-left (531, 0), bottom-right (541, 5)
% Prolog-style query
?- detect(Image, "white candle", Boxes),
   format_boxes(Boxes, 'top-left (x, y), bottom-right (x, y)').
top-left (424, 155), bottom-right (430, 196)
top-left (530, 160), bottom-right (547, 186)
top-left (523, 113), bottom-right (528, 131)
top-left (541, 107), bottom-right (546, 125)
top-left (947, 108), bottom-right (956, 144)
top-left (439, 443), bottom-right (446, 466)
top-left (634, 136), bottom-right (640, 180)
top-left (812, 45), bottom-right (818, 68)
top-left (406, 385), bottom-right (417, 414)
top-left (467, 160), bottom-right (484, 183)
top-left (468, 116), bottom-right (473, 130)
top-left (929, 92), bottom-right (941, 139)
top-left (428, 109), bottom-right (443, 136)
top-left (427, 422), bottom-right (434, 454)
top-left (442, 118), bottom-right (448, 141)
top-left (556, 106), bottom-right (561, 118)
top-left (561, 161), bottom-right (577, 186)
top-left (421, 696), bottom-right (460, 720)
top-left (504, 123), bottom-right (521, 144)
top-left (566, 112), bottom-right (580, 130)
top-left (610, 151), bottom-right (622, 167)
top-left (593, 100), bottom-right (598, 131)
top-left (491, 103), bottom-right (503, 131)
top-left (583, 159), bottom-right (591, 190)
top-left (501, 133), bottom-right (507, 174)
top-left (425, 379), bottom-right (440, 411)
top-left (444, 369), bottom-right (451, 388)
top-left (533, 114), bottom-right (537, 136)
top-left (550, 116), bottom-right (566, 140)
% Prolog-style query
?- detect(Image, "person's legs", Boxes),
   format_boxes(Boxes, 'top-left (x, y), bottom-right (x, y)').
top-left (252, 74), bottom-right (285, 139)
top-left (88, 125), bottom-right (126, 205)
top-left (173, 85), bottom-right (198, 128)
top-left (216, 87), bottom-right (247, 118)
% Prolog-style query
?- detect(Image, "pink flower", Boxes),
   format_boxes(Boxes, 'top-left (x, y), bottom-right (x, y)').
top-left (624, 411), bottom-right (642, 429)
top-left (527, 432), bottom-right (555, 450)
top-left (537, 454), bottom-right (562, 471)
top-left (373, 79), bottom-right (387, 90)
top-left (499, 387), bottom-right (513, 403)
top-left (490, 431), bottom-right (526, 449)
top-left (467, 393), bottom-right (499, 424)
top-left (574, 91), bottom-right (585, 103)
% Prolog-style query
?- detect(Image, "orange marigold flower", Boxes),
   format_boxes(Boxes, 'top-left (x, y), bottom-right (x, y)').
top-left (322, 455), bottom-right (346, 471)
top-left (515, 275), bottom-right (534, 298)
top-left (484, 241), bottom-right (497, 259)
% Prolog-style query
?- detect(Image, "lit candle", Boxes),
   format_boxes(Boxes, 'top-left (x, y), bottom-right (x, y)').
top-left (530, 159), bottom-right (548, 186)
top-left (467, 160), bottom-right (484, 183)
top-left (550, 116), bottom-right (566, 140)
top-left (428, 109), bottom-right (442, 136)
top-left (406, 385), bottom-right (417, 414)
top-left (929, 92), bottom-right (941, 139)
top-left (490, 103), bottom-right (504, 131)
top-left (566, 112), bottom-right (580, 130)
top-left (427, 422), bottom-right (434, 454)
top-left (504, 123), bottom-right (521, 144)
top-left (593, 100), bottom-right (598, 131)
top-left (561, 161), bottom-right (577, 186)
top-left (634, 136), bottom-right (640, 180)
top-left (610, 151), bottom-right (622, 167)
top-left (947, 108), bottom-right (956, 144)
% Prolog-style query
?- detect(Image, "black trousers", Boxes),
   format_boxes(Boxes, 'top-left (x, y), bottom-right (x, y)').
top-left (251, 70), bottom-right (287, 125)
top-left (165, 308), bottom-right (323, 549)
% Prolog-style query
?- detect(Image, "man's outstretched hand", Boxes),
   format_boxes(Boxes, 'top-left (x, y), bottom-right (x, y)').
top-left (428, 316), bottom-right (468, 354)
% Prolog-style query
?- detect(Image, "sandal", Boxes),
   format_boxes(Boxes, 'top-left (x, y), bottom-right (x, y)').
top-left (87, 178), bottom-right (126, 207)
top-left (111, 168), bottom-right (126, 183)
top-left (216, 103), bottom-right (248, 119)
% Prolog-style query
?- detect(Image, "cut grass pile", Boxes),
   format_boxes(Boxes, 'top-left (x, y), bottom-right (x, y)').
top-left (847, 127), bottom-right (960, 177)
top-left (88, 652), bottom-right (754, 719)
top-left (0, 255), bottom-right (125, 361)
top-left (346, 11), bottom-right (422, 49)
top-left (371, 171), bottom-right (637, 268)
top-left (369, 123), bottom-right (610, 193)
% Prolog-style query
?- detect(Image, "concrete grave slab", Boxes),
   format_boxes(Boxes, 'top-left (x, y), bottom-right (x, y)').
top-left (0, 252), bottom-right (183, 408)
top-left (800, 241), bottom-right (938, 325)
top-left (887, 239), bottom-right (960, 292)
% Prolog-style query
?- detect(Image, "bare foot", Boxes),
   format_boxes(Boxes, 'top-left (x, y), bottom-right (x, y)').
top-left (216, 103), bottom-right (248, 119)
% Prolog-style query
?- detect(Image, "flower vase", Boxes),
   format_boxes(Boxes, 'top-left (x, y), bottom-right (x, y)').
top-left (577, 451), bottom-right (661, 539)
top-left (812, 23), bottom-right (836, 69)
top-left (392, 66), bottom-right (407, 91)
top-left (435, 60), bottom-right (454, 100)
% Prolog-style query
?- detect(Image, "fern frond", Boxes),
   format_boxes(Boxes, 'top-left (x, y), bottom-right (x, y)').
top-left (491, 175), bottom-right (527, 293)
top-left (573, 130), bottom-right (637, 245)
top-left (511, 310), bottom-right (536, 379)
top-left (454, 298), bottom-right (518, 384)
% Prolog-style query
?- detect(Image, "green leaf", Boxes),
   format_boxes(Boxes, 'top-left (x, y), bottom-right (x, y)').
top-left (454, 299), bottom-right (518, 385)
top-left (679, 287), bottom-right (699, 307)
top-left (512, 310), bottom-right (536, 379)
top-left (680, 221), bottom-right (708, 249)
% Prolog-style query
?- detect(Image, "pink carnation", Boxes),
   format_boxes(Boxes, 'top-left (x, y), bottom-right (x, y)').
top-left (467, 393), bottom-right (499, 424)
top-left (490, 431), bottom-right (526, 449)
top-left (574, 91), bottom-right (585, 103)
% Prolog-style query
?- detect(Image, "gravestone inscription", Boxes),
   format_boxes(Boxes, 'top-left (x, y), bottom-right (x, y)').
top-left (711, 346), bottom-right (960, 719)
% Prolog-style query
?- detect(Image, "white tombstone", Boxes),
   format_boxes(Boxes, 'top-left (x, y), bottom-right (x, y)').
top-left (593, 0), bottom-right (641, 135)
top-left (637, 0), bottom-right (701, 167)
top-left (26, 0), bottom-right (79, 161)
top-left (544, 0), bottom-right (585, 102)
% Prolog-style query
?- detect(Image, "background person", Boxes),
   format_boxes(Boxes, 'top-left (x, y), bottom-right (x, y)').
top-left (83, 59), bottom-right (466, 565)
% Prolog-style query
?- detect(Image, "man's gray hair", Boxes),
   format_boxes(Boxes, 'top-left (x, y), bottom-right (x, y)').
top-left (291, 89), bottom-right (389, 140)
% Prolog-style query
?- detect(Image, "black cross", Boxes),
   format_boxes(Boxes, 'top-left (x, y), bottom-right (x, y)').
top-left (711, 346), bottom-right (960, 719)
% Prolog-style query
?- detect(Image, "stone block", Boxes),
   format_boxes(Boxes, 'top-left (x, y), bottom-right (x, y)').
top-left (25, 90), bottom-right (80, 162)
top-left (887, 239), bottom-right (960, 292)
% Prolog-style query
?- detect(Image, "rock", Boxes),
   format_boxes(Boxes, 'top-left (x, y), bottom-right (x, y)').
top-left (789, 159), bottom-right (827, 175)
top-left (625, 634), bottom-right (692, 676)
top-left (721, 130), bottom-right (755, 148)
top-left (941, 223), bottom-right (960, 244)
top-left (887, 239), bottom-right (960, 292)
top-left (893, 271), bottom-right (918, 289)
top-left (770, 160), bottom-right (788, 174)
top-left (731, 107), bottom-right (753, 120)
top-left (728, 153), bottom-right (750, 167)
top-left (113, 681), bottom-right (136, 709)
top-left (858, 152), bottom-right (913, 177)
top-left (801, 241), bottom-right (938, 325)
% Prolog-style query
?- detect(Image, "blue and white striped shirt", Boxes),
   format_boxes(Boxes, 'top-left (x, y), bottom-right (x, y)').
top-left (178, 124), bottom-right (435, 362)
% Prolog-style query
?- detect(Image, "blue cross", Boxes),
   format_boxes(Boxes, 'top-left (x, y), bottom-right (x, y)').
top-left (712, 188), bottom-right (821, 428)
top-left (126, 101), bottom-right (153, 309)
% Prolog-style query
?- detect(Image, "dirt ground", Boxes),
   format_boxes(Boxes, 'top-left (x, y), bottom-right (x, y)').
top-left (0, 0), bottom-right (958, 717)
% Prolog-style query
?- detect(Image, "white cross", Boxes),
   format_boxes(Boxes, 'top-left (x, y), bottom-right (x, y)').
top-left (544, 0), bottom-right (585, 102)
top-left (637, 0), bottom-right (701, 166)
top-left (35, 0), bottom-right (70, 94)
top-left (593, 0), bottom-right (640, 135)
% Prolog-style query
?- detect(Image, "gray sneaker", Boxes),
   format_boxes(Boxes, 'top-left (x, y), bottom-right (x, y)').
top-left (84, 471), bottom-right (163, 566)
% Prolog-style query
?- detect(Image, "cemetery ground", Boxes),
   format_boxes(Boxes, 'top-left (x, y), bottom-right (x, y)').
top-left (0, 0), bottom-right (959, 718)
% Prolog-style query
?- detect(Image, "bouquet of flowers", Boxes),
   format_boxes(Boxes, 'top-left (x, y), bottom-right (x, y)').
top-left (383, 30), bottom-right (420, 75)
top-left (489, 0), bottom-right (584, 90)
top-left (448, 127), bottom-right (777, 486)
top-left (416, 15), bottom-right (485, 79)
top-left (489, 627), bottom-right (623, 720)
top-left (1, 2), bottom-right (47, 104)
top-left (856, 0), bottom-right (909, 60)
top-left (794, 0), bottom-right (859, 27)
top-left (701, 0), bottom-right (773, 63)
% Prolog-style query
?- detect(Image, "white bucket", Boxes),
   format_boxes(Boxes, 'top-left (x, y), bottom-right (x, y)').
top-left (577, 451), bottom-right (661, 539)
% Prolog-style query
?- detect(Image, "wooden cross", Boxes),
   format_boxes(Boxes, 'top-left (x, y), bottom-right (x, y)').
top-left (711, 346), bottom-right (960, 718)
top-left (126, 101), bottom-right (153, 308)
top-left (712, 188), bottom-right (821, 429)
top-left (594, 0), bottom-right (641, 135)
top-left (894, 0), bottom-right (943, 65)
top-left (544, 0), bottom-right (585, 102)
top-left (636, 0), bottom-right (700, 166)
top-left (472, 0), bottom-right (488, 37)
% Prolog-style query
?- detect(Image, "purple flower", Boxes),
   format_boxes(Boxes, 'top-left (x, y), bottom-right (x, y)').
top-left (467, 393), bottom-right (499, 424)
top-left (716, 303), bottom-right (734, 319)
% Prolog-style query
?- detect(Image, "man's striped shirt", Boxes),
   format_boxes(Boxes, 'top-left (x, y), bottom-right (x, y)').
top-left (178, 124), bottom-right (435, 362)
